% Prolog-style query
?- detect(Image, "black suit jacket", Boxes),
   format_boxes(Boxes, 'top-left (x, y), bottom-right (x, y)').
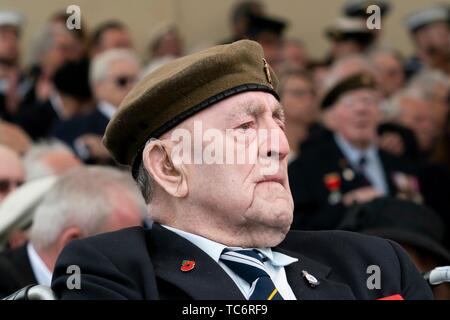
top-left (0, 245), bottom-right (37, 298)
top-left (288, 136), bottom-right (420, 230)
top-left (51, 224), bottom-right (433, 300)
top-left (14, 100), bottom-right (60, 140)
top-left (52, 107), bottom-right (109, 148)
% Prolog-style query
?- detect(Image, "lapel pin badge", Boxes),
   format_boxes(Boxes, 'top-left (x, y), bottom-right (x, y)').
top-left (180, 260), bottom-right (196, 272)
top-left (302, 270), bottom-right (320, 288)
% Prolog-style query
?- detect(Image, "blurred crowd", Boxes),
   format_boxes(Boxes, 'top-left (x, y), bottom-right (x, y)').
top-left (0, 0), bottom-right (450, 299)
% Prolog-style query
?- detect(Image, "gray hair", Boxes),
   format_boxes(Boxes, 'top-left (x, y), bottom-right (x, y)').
top-left (29, 25), bottom-right (73, 66)
top-left (136, 160), bottom-right (154, 204)
top-left (22, 140), bottom-right (73, 181)
top-left (408, 69), bottom-right (450, 99)
top-left (29, 166), bottom-right (147, 250)
top-left (387, 88), bottom-right (427, 120)
top-left (89, 48), bottom-right (139, 87)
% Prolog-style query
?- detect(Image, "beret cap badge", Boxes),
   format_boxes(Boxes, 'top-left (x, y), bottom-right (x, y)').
top-left (263, 58), bottom-right (273, 88)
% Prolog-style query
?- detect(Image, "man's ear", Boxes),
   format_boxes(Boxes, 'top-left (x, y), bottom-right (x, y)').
top-left (56, 227), bottom-right (83, 252)
top-left (142, 140), bottom-right (188, 198)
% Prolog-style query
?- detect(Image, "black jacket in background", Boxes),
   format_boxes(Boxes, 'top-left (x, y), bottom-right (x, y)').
top-left (289, 136), bottom-right (420, 230)
top-left (0, 245), bottom-right (37, 298)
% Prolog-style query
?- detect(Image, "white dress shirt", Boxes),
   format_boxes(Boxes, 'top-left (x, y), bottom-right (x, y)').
top-left (162, 225), bottom-right (298, 300)
top-left (98, 100), bottom-right (118, 120)
top-left (27, 242), bottom-right (52, 286)
top-left (334, 134), bottom-right (389, 195)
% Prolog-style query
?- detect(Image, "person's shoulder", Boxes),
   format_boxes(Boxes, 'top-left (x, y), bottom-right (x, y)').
top-left (281, 229), bottom-right (410, 268)
top-left (67, 226), bottom-right (147, 254)
top-left (378, 149), bottom-right (418, 173)
top-left (284, 229), bottom-right (392, 252)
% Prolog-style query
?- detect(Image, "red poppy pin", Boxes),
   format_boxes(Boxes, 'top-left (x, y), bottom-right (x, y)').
top-left (180, 260), bottom-right (196, 272)
top-left (324, 173), bottom-right (341, 191)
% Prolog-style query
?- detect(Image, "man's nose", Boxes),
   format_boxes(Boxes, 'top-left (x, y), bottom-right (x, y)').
top-left (259, 119), bottom-right (290, 161)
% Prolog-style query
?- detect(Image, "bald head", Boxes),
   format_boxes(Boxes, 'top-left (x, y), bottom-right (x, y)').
top-left (0, 145), bottom-right (25, 203)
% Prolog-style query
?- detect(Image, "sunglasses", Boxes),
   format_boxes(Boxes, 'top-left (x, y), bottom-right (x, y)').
top-left (114, 76), bottom-right (137, 88)
top-left (0, 179), bottom-right (24, 193)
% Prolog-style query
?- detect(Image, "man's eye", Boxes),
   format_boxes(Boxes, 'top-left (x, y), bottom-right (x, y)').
top-left (237, 122), bottom-right (254, 131)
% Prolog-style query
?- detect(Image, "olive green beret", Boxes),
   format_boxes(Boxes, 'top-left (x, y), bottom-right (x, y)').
top-left (320, 72), bottom-right (377, 109)
top-left (103, 39), bottom-right (279, 174)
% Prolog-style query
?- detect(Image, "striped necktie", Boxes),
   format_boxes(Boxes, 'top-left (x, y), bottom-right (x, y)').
top-left (219, 248), bottom-right (283, 300)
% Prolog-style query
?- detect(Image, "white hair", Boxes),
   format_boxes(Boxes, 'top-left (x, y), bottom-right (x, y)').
top-left (387, 88), bottom-right (427, 121)
top-left (29, 166), bottom-right (147, 250)
top-left (408, 69), bottom-right (450, 99)
top-left (89, 48), bottom-right (140, 87)
top-left (22, 140), bottom-right (73, 181)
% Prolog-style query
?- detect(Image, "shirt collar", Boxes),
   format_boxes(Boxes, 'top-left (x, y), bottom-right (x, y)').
top-left (161, 225), bottom-right (298, 267)
top-left (27, 242), bottom-right (52, 286)
top-left (334, 133), bottom-right (377, 166)
top-left (98, 100), bottom-right (117, 120)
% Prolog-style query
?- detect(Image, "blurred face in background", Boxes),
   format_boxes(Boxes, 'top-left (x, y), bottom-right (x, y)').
top-left (0, 146), bottom-right (25, 203)
top-left (371, 52), bottom-right (405, 98)
top-left (95, 59), bottom-right (139, 107)
top-left (398, 97), bottom-right (437, 152)
top-left (98, 28), bottom-right (133, 52)
top-left (414, 22), bottom-right (450, 58)
top-left (152, 30), bottom-right (183, 58)
top-left (281, 74), bottom-right (317, 124)
top-left (331, 40), bottom-right (362, 61)
top-left (330, 88), bottom-right (381, 148)
top-left (282, 40), bottom-right (308, 70)
top-left (41, 31), bottom-right (80, 77)
top-left (0, 26), bottom-right (20, 66)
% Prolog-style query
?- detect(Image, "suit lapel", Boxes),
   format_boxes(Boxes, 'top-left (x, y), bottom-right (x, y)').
top-left (379, 151), bottom-right (396, 194)
top-left (275, 247), bottom-right (356, 300)
top-left (146, 224), bottom-right (245, 300)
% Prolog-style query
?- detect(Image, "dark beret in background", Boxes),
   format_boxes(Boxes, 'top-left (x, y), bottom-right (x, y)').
top-left (343, 0), bottom-right (391, 18)
top-left (339, 197), bottom-right (450, 265)
top-left (320, 72), bottom-right (377, 109)
top-left (103, 39), bottom-right (279, 173)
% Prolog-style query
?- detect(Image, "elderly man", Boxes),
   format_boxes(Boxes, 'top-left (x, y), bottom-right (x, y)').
top-left (0, 145), bottom-right (25, 203)
top-left (289, 71), bottom-right (422, 230)
top-left (0, 166), bottom-right (145, 298)
top-left (52, 40), bottom-right (432, 300)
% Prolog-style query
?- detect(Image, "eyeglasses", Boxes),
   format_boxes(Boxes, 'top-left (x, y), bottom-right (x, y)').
top-left (0, 179), bottom-right (24, 193)
top-left (114, 76), bottom-right (137, 88)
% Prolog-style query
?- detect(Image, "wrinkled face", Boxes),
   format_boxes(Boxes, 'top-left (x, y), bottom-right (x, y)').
top-left (174, 91), bottom-right (293, 246)
top-left (398, 97), bottom-right (437, 151)
top-left (372, 53), bottom-right (405, 97)
top-left (95, 59), bottom-right (139, 107)
top-left (330, 88), bottom-right (381, 147)
top-left (0, 148), bottom-right (25, 203)
top-left (281, 75), bottom-right (317, 124)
